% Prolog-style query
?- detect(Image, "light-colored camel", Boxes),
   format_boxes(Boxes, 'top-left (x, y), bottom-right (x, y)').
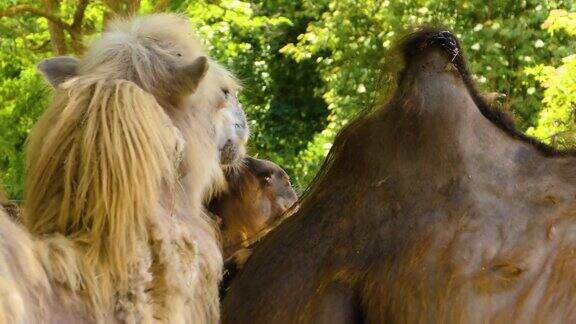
top-left (0, 13), bottom-right (247, 323)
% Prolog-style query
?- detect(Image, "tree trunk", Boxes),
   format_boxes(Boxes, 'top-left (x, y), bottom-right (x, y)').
top-left (69, 0), bottom-right (89, 54)
top-left (41, 0), bottom-right (67, 55)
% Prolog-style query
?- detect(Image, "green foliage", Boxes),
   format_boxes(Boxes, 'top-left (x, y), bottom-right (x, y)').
top-left (0, 68), bottom-right (48, 199)
top-left (544, 8), bottom-right (576, 35)
top-left (0, 0), bottom-right (108, 199)
top-left (527, 9), bottom-right (576, 147)
top-left (0, 2), bottom-right (52, 199)
top-left (184, 0), bottom-right (329, 191)
top-left (281, 0), bottom-right (576, 184)
top-left (1, 0), bottom-right (576, 199)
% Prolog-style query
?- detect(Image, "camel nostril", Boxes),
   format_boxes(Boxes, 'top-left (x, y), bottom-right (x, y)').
top-left (221, 139), bottom-right (232, 147)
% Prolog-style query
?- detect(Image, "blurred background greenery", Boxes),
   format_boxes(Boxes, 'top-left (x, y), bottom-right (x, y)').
top-left (1, 0), bottom-right (575, 199)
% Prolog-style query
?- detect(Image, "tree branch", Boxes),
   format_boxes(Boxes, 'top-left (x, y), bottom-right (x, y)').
top-left (42, 0), bottom-right (67, 55)
top-left (0, 4), bottom-right (71, 31)
top-left (30, 39), bottom-right (51, 51)
top-left (71, 0), bottom-right (89, 29)
top-left (68, 0), bottom-right (89, 54)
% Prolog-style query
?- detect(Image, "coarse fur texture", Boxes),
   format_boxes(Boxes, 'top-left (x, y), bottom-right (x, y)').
top-left (222, 28), bottom-right (576, 323)
top-left (209, 156), bottom-right (297, 259)
top-left (0, 187), bottom-right (20, 221)
top-left (208, 157), bottom-right (297, 299)
top-left (0, 13), bottom-right (245, 323)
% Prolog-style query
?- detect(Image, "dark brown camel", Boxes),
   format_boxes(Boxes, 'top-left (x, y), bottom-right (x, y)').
top-left (209, 156), bottom-right (297, 298)
top-left (222, 28), bottom-right (576, 323)
top-left (209, 156), bottom-right (298, 259)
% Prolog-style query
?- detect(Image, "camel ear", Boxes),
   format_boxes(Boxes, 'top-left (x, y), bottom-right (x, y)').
top-left (37, 56), bottom-right (79, 88)
top-left (244, 156), bottom-right (274, 180)
top-left (174, 56), bottom-right (209, 94)
top-left (243, 156), bottom-right (262, 174)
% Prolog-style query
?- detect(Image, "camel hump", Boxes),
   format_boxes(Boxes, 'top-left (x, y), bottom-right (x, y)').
top-left (388, 28), bottom-right (478, 125)
top-left (401, 28), bottom-right (465, 70)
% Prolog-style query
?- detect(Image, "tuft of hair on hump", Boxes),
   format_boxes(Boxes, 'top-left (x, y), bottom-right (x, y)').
top-left (398, 26), bottom-right (576, 157)
top-left (0, 185), bottom-right (17, 220)
top-left (23, 76), bottom-right (182, 315)
top-left (0, 194), bottom-right (21, 223)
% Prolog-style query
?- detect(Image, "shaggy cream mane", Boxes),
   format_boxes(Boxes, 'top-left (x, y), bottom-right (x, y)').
top-left (0, 14), bottom-right (239, 323)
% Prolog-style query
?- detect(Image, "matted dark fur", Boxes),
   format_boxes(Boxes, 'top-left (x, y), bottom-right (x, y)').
top-left (222, 27), bottom-right (576, 323)
top-left (0, 201), bottom-right (20, 221)
top-left (0, 190), bottom-right (20, 221)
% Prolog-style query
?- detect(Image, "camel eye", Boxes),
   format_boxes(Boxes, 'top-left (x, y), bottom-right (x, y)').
top-left (222, 88), bottom-right (230, 98)
top-left (264, 175), bottom-right (272, 184)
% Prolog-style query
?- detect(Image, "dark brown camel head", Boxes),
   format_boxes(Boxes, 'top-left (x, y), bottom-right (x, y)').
top-left (222, 27), bottom-right (576, 324)
top-left (208, 156), bottom-right (297, 258)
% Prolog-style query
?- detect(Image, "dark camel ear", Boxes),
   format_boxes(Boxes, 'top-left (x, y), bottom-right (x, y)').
top-left (37, 56), bottom-right (79, 88)
top-left (243, 156), bottom-right (275, 183)
top-left (174, 56), bottom-right (209, 94)
top-left (243, 156), bottom-right (266, 175)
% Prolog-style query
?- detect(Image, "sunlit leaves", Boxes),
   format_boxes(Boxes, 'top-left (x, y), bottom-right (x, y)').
top-left (543, 9), bottom-right (576, 36)
top-left (527, 11), bottom-right (576, 148)
top-left (2, 0), bottom-right (576, 198)
top-left (281, 0), bottom-right (576, 183)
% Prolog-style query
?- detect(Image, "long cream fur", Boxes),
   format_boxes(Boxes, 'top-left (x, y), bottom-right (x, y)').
top-left (0, 14), bottom-right (237, 323)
